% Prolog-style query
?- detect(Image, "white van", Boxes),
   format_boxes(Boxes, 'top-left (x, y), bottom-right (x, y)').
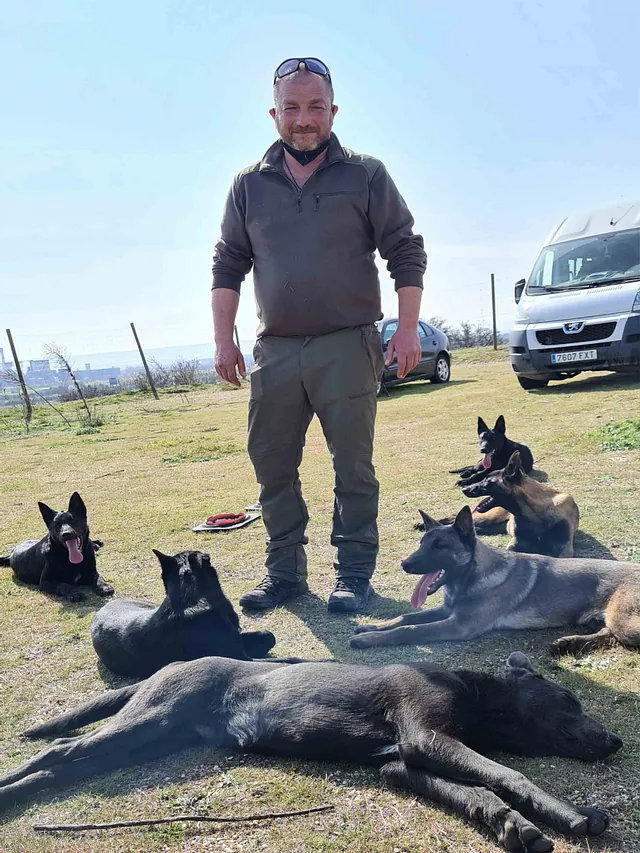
top-left (510, 201), bottom-right (640, 389)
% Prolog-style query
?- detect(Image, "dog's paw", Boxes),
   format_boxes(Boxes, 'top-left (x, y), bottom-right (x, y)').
top-left (550, 635), bottom-right (587, 657)
top-left (97, 584), bottom-right (115, 597)
top-left (351, 623), bottom-right (380, 635)
top-left (67, 591), bottom-right (86, 603)
top-left (413, 522), bottom-right (425, 531)
top-left (349, 632), bottom-right (380, 649)
top-left (577, 806), bottom-right (609, 836)
top-left (500, 811), bottom-right (552, 852)
top-left (92, 539), bottom-right (104, 551)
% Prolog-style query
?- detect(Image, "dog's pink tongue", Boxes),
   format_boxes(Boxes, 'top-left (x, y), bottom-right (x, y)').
top-left (481, 452), bottom-right (493, 470)
top-left (410, 572), bottom-right (440, 609)
top-left (65, 538), bottom-right (83, 564)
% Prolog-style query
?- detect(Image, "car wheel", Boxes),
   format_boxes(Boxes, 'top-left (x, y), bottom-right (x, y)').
top-left (431, 354), bottom-right (450, 383)
top-left (517, 376), bottom-right (549, 390)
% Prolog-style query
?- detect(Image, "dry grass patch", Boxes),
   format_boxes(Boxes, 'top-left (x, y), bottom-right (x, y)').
top-left (1, 364), bottom-right (639, 852)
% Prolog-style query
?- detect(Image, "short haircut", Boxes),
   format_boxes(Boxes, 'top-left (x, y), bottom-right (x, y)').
top-left (273, 68), bottom-right (334, 105)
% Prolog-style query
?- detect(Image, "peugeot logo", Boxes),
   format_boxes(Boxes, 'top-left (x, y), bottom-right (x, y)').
top-left (564, 322), bottom-right (584, 334)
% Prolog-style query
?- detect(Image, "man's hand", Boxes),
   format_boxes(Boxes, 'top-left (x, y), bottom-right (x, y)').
top-left (215, 341), bottom-right (246, 388)
top-left (385, 325), bottom-right (421, 379)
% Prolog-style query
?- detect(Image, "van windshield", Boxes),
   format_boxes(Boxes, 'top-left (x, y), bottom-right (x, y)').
top-left (527, 228), bottom-right (640, 293)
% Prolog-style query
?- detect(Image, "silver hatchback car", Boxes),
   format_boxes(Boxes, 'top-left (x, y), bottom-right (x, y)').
top-left (376, 319), bottom-right (451, 394)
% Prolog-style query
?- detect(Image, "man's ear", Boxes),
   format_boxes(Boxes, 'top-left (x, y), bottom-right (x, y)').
top-left (269, 107), bottom-right (276, 120)
top-left (331, 104), bottom-right (339, 117)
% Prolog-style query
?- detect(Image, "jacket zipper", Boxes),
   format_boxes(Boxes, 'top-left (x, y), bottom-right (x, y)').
top-left (268, 159), bottom-right (339, 214)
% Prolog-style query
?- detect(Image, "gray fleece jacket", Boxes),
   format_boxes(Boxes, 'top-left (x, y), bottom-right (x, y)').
top-left (212, 133), bottom-right (427, 337)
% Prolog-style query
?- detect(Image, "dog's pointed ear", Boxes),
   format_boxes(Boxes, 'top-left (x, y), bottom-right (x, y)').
top-left (38, 502), bottom-right (57, 527)
top-left (68, 492), bottom-right (87, 517)
top-left (494, 415), bottom-right (506, 434)
top-left (506, 651), bottom-right (534, 677)
top-left (477, 416), bottom-right (488, 434)
top-left (153, 550), bottom-right (180, 591)
top-left (418, 510), bottom-right (441, 531)
top-left (453, 506), bottom-right (476, 542)
top-left (504, 451), bottom-right (523, 482)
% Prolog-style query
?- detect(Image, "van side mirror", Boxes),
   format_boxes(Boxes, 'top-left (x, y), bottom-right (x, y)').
top-left (514, 279), bottom-right (526, 304)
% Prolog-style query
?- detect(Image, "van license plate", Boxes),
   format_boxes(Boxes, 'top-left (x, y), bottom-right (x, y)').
top-left (551, 349), bottom-right (597, 364)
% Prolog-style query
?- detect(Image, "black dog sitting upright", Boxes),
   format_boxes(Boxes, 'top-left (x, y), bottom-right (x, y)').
top-left (450, 415), bottom-right (534, 487)
top-left (91, 549), bottom-right (277, 678)
top-left (0, 492), bottom-right (113, 601)
top-left (3, 653), bottom-right (619, 851)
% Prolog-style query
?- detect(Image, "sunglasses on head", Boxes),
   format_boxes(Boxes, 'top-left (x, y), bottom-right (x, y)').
top-left (273, 57), bottom-right (332, 84)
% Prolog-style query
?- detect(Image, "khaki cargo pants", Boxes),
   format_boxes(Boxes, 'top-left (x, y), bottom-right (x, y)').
top-left (248, 324), bottom-right (384, 583)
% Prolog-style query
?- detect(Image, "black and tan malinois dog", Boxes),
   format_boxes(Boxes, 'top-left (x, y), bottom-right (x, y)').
top-left (1, 654), bottom-right (619, 850)
top-left (449, 415), bottom-right (534, 487)
top-left (0, 493), bottom-right (113, 601)
top-left (351, 506), bottom-right (640, 657)
top-left (458, 451), bottom-right (579, 557)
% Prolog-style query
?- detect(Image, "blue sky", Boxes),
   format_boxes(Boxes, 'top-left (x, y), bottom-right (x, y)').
top-left (2, 0), bottom-right (639, 360)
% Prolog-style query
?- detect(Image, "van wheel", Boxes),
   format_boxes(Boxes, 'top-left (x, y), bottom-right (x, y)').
top-left (517, 376), bottom-right (549, 390)
top-left (431, 354), bottom-right (451, 383)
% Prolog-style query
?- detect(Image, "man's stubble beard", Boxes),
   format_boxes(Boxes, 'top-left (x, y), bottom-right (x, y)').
top-left (281, 125), bottom-right (332, 152)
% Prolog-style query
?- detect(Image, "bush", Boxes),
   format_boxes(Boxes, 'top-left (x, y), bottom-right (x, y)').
top-left (427, 317), bottom-right (507, 350)
top-left (59, 383), bottom-right (120, 402)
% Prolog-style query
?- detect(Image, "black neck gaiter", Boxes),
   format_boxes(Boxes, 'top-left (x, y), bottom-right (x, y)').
top-left (282, 138), bottom-right (330, 166)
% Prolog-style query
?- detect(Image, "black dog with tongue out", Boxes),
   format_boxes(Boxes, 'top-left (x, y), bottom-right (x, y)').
top-left (0, 492), bottom-right (114, 602)
top-left (449, 415), bottom-right (534, 488)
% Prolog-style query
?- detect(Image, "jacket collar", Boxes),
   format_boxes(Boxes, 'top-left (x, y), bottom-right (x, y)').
top-left (259, 132), bottom-right (345, 172)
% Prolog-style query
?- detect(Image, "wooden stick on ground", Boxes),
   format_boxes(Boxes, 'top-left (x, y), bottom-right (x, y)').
top-left (33, 804), bottom-right (334, 833)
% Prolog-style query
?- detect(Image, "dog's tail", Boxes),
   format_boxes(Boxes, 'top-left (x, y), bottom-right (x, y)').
top-left (24, 683), bottom-right (141, 739)
top-left (0, 556), bottom-right (10, 567)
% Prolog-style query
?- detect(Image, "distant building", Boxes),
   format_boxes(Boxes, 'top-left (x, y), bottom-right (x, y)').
top-left (74, 367), bottom-right (121, 383)
top-left (28, 359), bottom-right (51, 372)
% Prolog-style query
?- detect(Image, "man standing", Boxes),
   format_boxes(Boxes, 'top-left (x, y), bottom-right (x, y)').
top-left (212, 58), bottom-right (426, 613)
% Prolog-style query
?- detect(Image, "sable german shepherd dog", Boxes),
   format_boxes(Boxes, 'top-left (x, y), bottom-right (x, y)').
top-left (351, 506), bottom-right (640, 657)
top-left (0, 493), bottom-right (113, 601)
top-left (459, 451), bottom-right (579, 557)
top-left (449, 416), bottom-right (534, 487)
top-left (1, 654), bottom-right (619, 851)
top-left (91, 550), bottom-right (277, 678)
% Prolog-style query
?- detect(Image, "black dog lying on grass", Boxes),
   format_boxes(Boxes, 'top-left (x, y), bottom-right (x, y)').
top-left (0, 492), bottom-right (113, 601)
top-left (91, 549), bottom-right (277, 678)
top-left (4, 654), bottom-right (618, 851)
top-left (449, 415), bottom-right (534, 487)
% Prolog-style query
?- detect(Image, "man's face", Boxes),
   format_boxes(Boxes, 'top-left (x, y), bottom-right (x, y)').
top-left (270, 74), bottom-right (337, 151)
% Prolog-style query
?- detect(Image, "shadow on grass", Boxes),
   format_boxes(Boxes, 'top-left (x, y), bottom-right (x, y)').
top-left (379, 378), bottom-right (476, 401)
top-left (531, 372), bottom-right (640, 396)
top-left (9, 576), bottom-right (107, 618)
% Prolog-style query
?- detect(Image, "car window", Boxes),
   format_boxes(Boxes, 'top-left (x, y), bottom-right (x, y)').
top-left (420, 323), bottom-right (434, 336)
top-left (382, 321), bottom-right (398, 344)
top-left (418, 324), bottom-right (430, 344)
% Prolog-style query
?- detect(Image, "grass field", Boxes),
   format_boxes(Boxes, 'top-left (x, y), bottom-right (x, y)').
top-left (1, 349), bottom-right (640, 853)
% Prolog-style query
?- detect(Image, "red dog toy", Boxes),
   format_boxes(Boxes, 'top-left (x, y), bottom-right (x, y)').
top-left (206, 512), bottom-right (247, 528)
